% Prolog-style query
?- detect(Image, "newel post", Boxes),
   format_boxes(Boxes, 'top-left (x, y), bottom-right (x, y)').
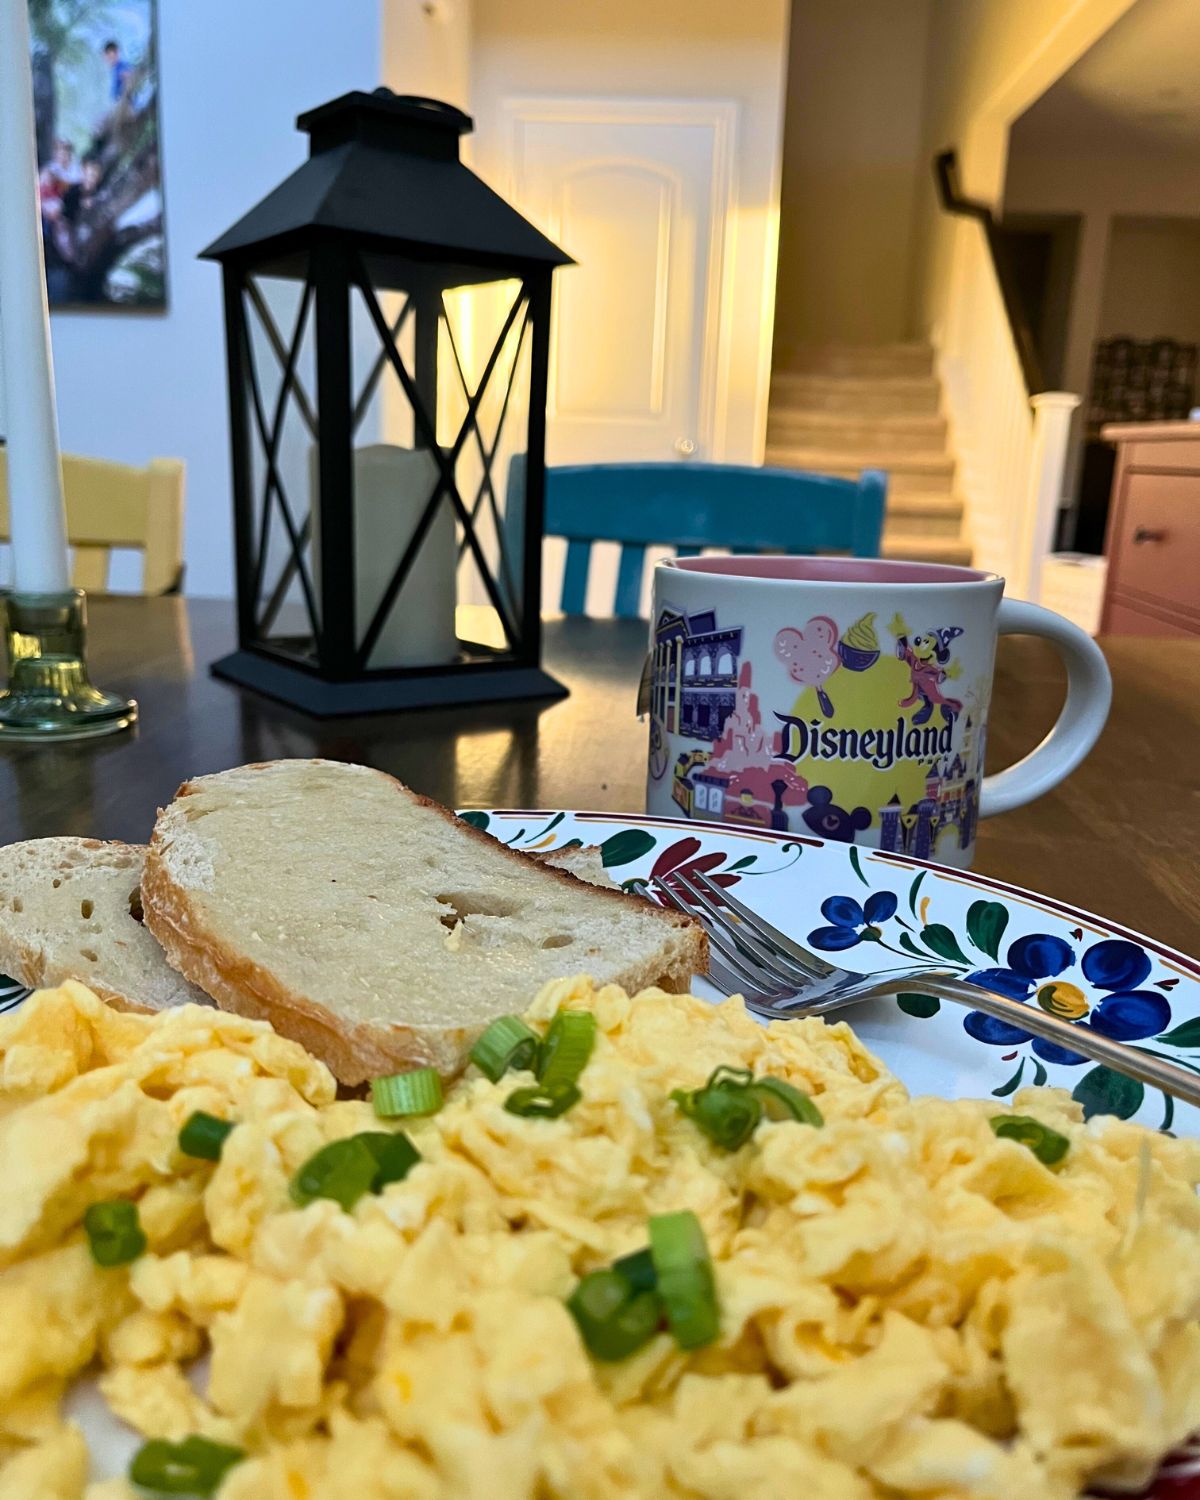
top-left (1020, 391), bottom-right (1080, 603)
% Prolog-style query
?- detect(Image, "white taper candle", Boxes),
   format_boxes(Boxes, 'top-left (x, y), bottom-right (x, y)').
top-left (0, 0), bottom-right (72, 595)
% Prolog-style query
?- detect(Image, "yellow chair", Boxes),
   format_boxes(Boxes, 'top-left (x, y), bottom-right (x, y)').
top-left (0, 452), bottom-right (185, 595)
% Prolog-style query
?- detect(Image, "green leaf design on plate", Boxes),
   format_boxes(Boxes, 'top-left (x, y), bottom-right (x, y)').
top-left (525, 812), bottom-right (565, 842)
top-left (1161, 1092), bottom-right (1175, 1133)
top-left (725, 855), bottom-right (758, 872)
top-left (896, 992), bottom-right (940, 1019)
top-left (848, 846), bottom-right (869, 887)
top-left (907, 869), bottom-right (927, 917)
top-left (458, 811), bottom-right (490, 830)
top-left (991, 1058), bottom-right (1026, 1098)
top-left (898, 932), bottom-right (927, 960)
top-left (1031, 1058), bottom-right (1049, 1088)
top-left (1157, 1018), bottom-right (1200, 1049)
top-left (1072, 1065), bottom-right (1145, 1120)
top-left (966, 900), bottom-right (1008, 961)
top-left (600, 829), bottom-right (657, 868)
top-left (920, 924), bottom-right (972, 966)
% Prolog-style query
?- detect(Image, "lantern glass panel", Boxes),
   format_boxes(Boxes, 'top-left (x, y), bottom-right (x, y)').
top-left (241, 266), bottom-right (323, 661)
top-left (341, 255), bottom-right (534, 674)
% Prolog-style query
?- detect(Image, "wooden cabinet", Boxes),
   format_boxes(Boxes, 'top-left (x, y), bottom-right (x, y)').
top-left (1101, 422), bottom-right (1200, 637)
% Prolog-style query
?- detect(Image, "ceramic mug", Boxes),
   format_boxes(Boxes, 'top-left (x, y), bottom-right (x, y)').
top-left (645, 556), bottom-right (1112, 869)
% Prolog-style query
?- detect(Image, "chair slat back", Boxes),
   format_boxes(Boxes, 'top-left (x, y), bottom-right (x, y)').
top-left (541, 462), bottom-right (886, 617)
top-left (0, 452), bottom-right (185, 594)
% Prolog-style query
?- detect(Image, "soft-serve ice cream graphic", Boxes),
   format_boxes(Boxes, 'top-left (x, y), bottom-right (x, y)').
top-left (837, 611), bottom-right (880, 672)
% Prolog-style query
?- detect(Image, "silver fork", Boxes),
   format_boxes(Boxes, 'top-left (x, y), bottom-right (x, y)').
top-left (638, 869), bottom-right (1200, 1110)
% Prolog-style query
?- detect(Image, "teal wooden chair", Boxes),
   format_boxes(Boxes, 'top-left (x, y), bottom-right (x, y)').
top-left (540, 462), bottom-right (887, 618)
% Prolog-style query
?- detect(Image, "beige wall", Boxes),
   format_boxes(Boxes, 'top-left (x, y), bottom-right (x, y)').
top-left (910, 0), bottom-right (1138, 339)
top-left (381, 0), bottom-right (472, 111)
top-left (773, 0), bottom-right (931, 350)
top-left (1005, 145), bottom-right (1200, 402)
top-left (469, 0), bottom-right (789, 462)
top-left (1101, 218), bottom-right (1200, 343)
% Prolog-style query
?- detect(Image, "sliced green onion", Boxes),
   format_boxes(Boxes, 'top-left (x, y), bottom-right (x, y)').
top-left (648, 1210), bottom-right (720, 1351)
top-left (83, 1200), bottom-right (146, 1267)
top-left (503, 1082), bottom-right (581, 1119)
top-left (706, 1065), bottom-right (754, 1091)
top-left (990, 1114), bottom-right (1070, 1167)
top-left (752, 1077), bottom-right (824, 1128)
top-left (671, 1082), bottom-right (762, 1151)
top-left (372, 1067), bottom-right (443, 1118)
top-left (359, 1130), bottom-right (421, 1189)
top-left (537, 1010), bottom-right (597, 1090)
top-left (290, 1136), bottom-right (381, 1211)
top-left (469, 1015), bottom-right (541, 1082)
top-left (129, 1433), bottom-right (246, 1494)
top-left (290, 1130), bottom-right (422, 1211)
top-left (567, 1268), bottom-right (662, 1361)
top-left (178, 1111), bottom-right (235, 1161)
top-left (612, 1246), bottom-right (657, 1294)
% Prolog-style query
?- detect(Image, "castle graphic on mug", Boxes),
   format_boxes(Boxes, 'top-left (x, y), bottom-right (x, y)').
top-left (649, 604), bottom-right (987, 854)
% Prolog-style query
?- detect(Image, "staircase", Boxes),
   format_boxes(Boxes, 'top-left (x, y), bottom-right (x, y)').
top-left (765, 343), bottom-right (972, 564)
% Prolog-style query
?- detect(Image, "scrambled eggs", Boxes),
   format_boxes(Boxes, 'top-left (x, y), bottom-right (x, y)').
top-left (1, 979), bottom-right (1198, 1500)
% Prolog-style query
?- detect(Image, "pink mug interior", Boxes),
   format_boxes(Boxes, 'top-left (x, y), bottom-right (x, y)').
top-left (666, 555), bottom-right (997, 585)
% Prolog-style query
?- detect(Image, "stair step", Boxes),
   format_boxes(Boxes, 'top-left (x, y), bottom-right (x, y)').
top-left (774, 342), bottom-right (935, 378)
top-left (766, 410), bottom-right (948, 453)
top-left (765, 446), bottom-right (955, 483)
top-left (884, 493), bottom-right (965, 540)
top-left (769, 372), bottom-right (942, 415)
top-left (881, 533), bottom-right (974, 566)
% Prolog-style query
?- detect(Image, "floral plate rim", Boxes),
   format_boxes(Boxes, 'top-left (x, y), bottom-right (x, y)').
top-left (466, 806), bottom-right (1200, 981)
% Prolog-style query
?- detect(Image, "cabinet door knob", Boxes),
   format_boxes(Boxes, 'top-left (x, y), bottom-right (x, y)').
top-left (674, 437), bottom-right (696, 457)
top-left (1132, 526), bottom-right (1166, 544)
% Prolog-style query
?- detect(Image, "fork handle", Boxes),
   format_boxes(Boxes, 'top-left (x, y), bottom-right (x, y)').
top-left (847, 972), bottom-right (1200, 1110)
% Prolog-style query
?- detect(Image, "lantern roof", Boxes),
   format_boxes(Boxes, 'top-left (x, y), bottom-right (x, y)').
top-left (200, 90), bottom-right (571, 271)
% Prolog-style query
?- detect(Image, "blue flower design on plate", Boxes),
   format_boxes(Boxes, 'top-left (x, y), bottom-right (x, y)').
top-left (963, 936), bottom-right (1171, 1065)
top-left (808, 890), bottom-right (899, 951)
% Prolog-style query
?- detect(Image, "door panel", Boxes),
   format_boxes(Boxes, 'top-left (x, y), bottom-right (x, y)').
top-left (508, 104), bottom-right (732, 465)
top-left (553, 165), bottom-right (674, 420)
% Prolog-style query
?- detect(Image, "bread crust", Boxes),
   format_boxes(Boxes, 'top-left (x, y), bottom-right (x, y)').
top-left (143, 762), bottom-right (707, 1086)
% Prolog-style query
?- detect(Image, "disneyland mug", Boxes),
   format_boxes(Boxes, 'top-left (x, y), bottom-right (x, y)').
top-left (645, 556), bottom-right (1112, 869)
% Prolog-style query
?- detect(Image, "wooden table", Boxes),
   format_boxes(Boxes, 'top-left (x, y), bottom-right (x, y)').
top-left (2, 597), bottom-right (1197, 957)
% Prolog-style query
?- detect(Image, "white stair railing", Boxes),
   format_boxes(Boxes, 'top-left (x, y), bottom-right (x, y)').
top-left (933, 157), bottom-right (1080, 602)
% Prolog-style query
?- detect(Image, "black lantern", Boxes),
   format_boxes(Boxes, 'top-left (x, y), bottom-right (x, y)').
top-left (201, 90), bottom-right (571, 715)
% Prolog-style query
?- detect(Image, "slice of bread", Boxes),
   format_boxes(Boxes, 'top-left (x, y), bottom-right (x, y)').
top-left (0, 838), bottom-right (209, 1013)
top-left (143, 761), bottom-right (706, 1084)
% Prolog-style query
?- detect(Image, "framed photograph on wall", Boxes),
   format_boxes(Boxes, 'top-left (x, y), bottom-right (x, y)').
top-left (29, 0), bottom-right (167, 310)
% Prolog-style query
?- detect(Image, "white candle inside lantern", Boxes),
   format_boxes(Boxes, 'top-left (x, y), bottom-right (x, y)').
top-left (311, 444), bottom-right (457, 668)
top-left (0, 0), bottom-right (72, 596)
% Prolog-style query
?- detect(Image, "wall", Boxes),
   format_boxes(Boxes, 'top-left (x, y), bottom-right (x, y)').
top-left (909, 0), bottom-right (1138, 341)
top-left (382, 0), bottom-right (471, 114)
top-left (469, 0), bottom-right (789, 464)
top-left (773, 0), bottom-right (931, 350)
top-left (1004, 144), bottom-right (1200, 404)
top-left (1100, 218), bottom-right (1200, 343)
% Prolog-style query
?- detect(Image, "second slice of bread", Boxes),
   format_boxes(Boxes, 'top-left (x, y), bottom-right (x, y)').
top-left (143, 760), bottom-right (706, 1084)
top-left (0, 837), bottom-right (208, 1012)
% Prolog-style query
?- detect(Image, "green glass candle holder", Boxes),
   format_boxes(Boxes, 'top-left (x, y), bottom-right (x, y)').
top-left (0, 590), bottom-right (137, 741)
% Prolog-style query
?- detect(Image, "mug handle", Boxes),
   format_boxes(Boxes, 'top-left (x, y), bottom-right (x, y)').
top-left (979, 598), bottom-right (1112, 818)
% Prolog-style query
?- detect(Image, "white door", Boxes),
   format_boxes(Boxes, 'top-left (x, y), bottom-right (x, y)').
top-left (504, 99), bottom-right (736, 466)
